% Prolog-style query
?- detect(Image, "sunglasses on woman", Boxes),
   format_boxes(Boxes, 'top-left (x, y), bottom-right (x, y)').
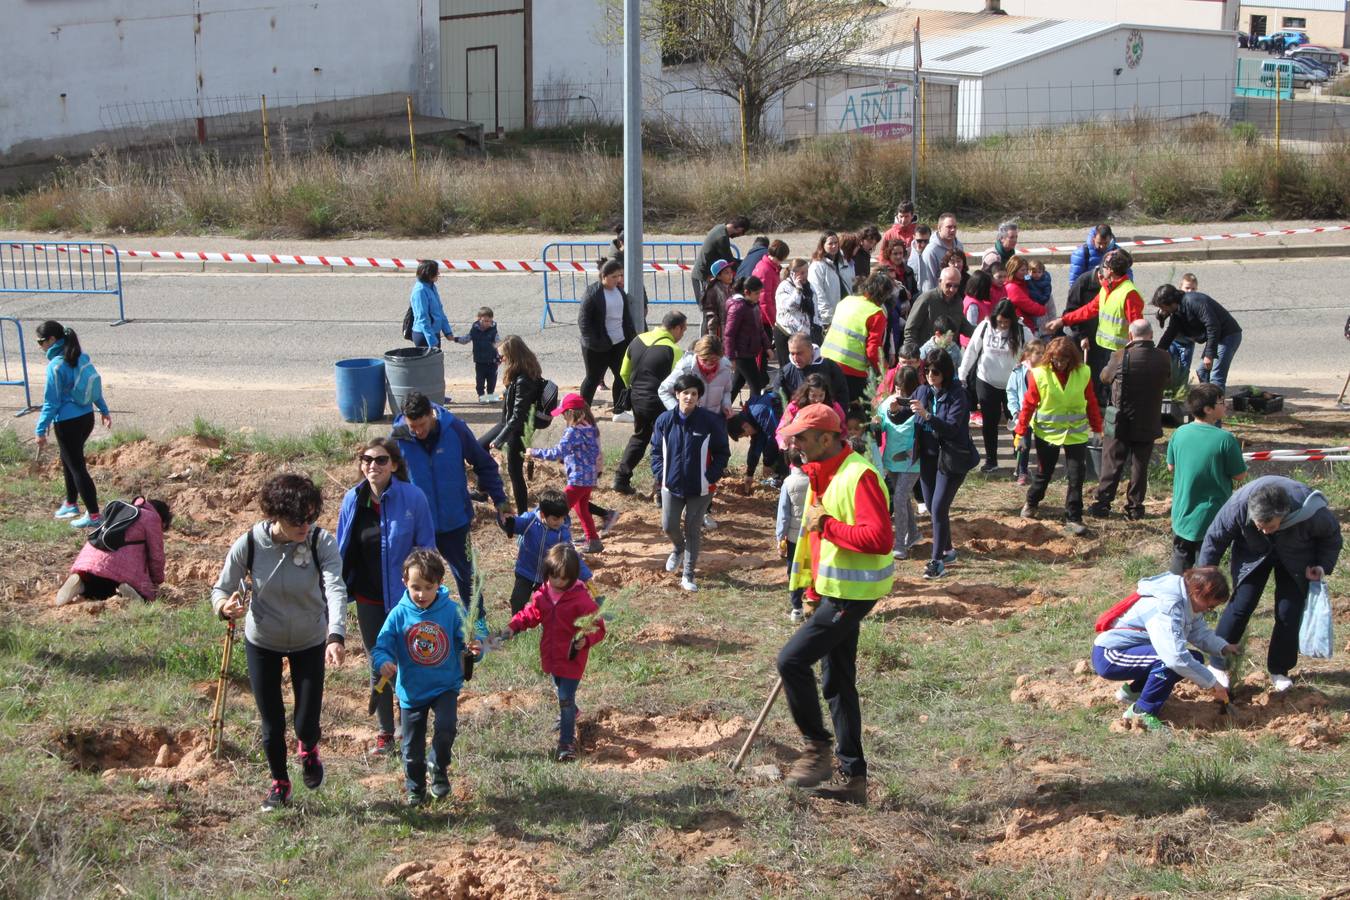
top-left (359, 454), bottom-right (391, 466)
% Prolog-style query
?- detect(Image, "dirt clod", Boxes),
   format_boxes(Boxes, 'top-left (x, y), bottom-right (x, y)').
top-left (384, 841), bottom-right (555, 899)
top-left (581, 708), bottom-right (748, 771)
top-left (55, 726), bottom-right (220, 786)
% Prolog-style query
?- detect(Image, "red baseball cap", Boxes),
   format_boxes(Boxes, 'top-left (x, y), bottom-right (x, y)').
top-left (778, 404), bottom-right (840, 437)
top-left (551, 392), bottom-right (587, 417)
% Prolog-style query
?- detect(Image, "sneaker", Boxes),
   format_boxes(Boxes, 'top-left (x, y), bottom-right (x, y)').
top-left (1020, 503), bottom-right (1038, 519)
top-left (970, 411), bottom-right (984, 426)
top-left (1124, 509), bottom-right (1146, 522)
top-left (1015, 473), bottom-right (1029, 486)
top-left (785, 740), bottom-right (835, 789)
top-left (703, 514), bottom-right (718, 530)
top-left (665, 550), bottom-right (684, 573)
top-left (892, 548), bottom-right (909, 560)
top-left (298, 743), bottom-right (324, 790)
top-left (556, 744), bottom-right (577, 763)
top-left (116, 583), bottom-right (147, 603)
top-left (406, 789), bottom-right (426, 807)
top-left (1271, 673), bottom-right (1294, 692)
top-left (370, 732), bottom-right (395, 757)
top-left (477, 394), bottom-right (489, 404)
top-left (612, 410), bottom-right (635, 423)
top-left (430, 771), bottom-right (451, 799)
top-left (469, 489), bottom-right (488, 503)
top-left (979, 463), bottom-right (999, 475)
top-left (940, 548), bottom-right (958, 565)
top-left (261, 779), bottom-right (292, 811)
top-left (579, 538), bottom-right (603, 554)
top-left (813, 768), bottom-right (868, 805)
top-left (56, 574), bottom-right (84, 606)
top-left (54, 503), bottom-right (79, 520)
top-left (487, 393), bottom-right (500, 403)
top-left (1086, 504), bottom-right (1111, 519)
top-left (600, 509), bottom-right (621, 537)
top-left (1122, 704), bottom-right (1169, 732)
top-left (789, 608), bottom-right (804, 624)
top-left (1065, 519), bottom-right (1088, 537)
top-left (916, 503), bottom-right (929, 516)
top-left (1206, 665), bottom-right (1230, 689)
top-left (680, 575), bottom-right (698, 593)
top-left (70, 513), bottom-right (102, 529)
top-left (612, 479), bottom-right (635, 496)
top-left (1115, 684), bottom-right (1142, 704)
top-left (923, 559), bottom-right (946, 580)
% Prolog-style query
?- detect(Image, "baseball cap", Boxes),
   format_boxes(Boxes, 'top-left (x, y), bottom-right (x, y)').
top-left (778, 404), bottom-right (840, 437)
top-left (551, 392), bottom-right (587, 417)
top-left (710, 259), bottom-right (733, 277)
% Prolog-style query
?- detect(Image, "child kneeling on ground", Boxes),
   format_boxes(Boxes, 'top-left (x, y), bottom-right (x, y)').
top-left (499, 544), bottom-right (606, 762)
top-left (372, 550), bottom-right (478, 806)
top-left (1091, 566), bottom-right (1238, 732)
top-left (500, 488), bottom-right (594, 615)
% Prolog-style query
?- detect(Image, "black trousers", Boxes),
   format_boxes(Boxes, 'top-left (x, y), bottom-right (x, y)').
top-left (356, 602), bottom-right (395, 736)
top-left (729, 356), bottom-right (766, 401)
top-left (480, 423), bottom-right (528, 514)
top-left (245, 639), bottom-right (326, 782)
top-left (843, 373), bottom-right (869, 405)
top-left (772, 326), bottom-right (793, 370)
top-left (1169, 534), bottom-right (1201, 575)
top-left (54, 411), bottom-right (98, 511)
top-left (1026, 437), bottom-right (1088, 521)
top-left (474, 361), bottom-right (498, 397)
top-left (1086, 344), bottom-right (1113, 407)
top-left (1094, 437), bottom-right (1153, 514)
top-left (974, 378), bottom-right (1006, 466)
top-left (510, 573), bottom-right (539, 615)
top-left (776, 596), bottom-right (877, 776)
top-left (615, 400), bottom-right (665, 485)
top-left (1215, 556), bottom-right (1305, 676)
top-left (580, 343), bottom-right (630, 412)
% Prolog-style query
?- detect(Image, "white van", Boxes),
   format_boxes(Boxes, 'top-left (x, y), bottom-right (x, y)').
top-left (1259, 59), bottom-right (1312, 88)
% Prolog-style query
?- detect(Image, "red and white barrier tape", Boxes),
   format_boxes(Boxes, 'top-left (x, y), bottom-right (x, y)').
top-left (10, 223), bottom-right (1350, 271)
top-left (1242, 455), bottom-right (1350, 462)
top-left (1245, 446), bottom-right (1350, 461)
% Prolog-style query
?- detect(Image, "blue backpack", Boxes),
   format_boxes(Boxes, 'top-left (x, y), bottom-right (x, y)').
top-left (68, 358), bottom-right (102, 406)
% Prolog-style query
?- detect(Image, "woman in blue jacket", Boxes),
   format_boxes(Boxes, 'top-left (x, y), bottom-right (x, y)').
top-left (409, 260), bottom-right (454, 349)
top-left (35, 320), bottom-right (111, 528)
top-left (336, 437), bottom-right (436, 754)
top-left (906, 348), bottom-right (978, 580)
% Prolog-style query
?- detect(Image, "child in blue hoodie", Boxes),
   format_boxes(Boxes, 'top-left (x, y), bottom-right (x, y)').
top-left (372, 550), bottom-right (476, 806)
top-left (878, 366), bottom-right (923, 559)
top-left (500, 489), bottom-right (593, 615)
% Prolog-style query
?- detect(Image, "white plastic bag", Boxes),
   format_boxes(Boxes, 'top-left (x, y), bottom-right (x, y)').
top-left (1299, 580), bottom-right (1334, 659)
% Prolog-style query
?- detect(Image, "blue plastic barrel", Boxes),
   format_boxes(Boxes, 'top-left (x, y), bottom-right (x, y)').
top-left (335, 358), bottom-right (386, 422)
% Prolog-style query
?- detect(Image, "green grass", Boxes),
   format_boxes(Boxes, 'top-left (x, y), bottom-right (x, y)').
top-left (85, 428), bottom-right (147, 454)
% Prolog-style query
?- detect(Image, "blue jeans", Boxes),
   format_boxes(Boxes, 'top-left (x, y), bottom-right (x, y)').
top-left (1091, 643), bottom-right (1202, 714)
top-left (401, 690), bottom-right (458, 794)
top-left (435, 527), bottom-right (488, 632)
top-left (1196, 331), bottom-right (1242, 394)
top-left (918, 454), bottom-right (967, 561)
top-left (553, 675), bottom-right (581, 747)
top-left (1169, 339), bottom-right (1194, 377)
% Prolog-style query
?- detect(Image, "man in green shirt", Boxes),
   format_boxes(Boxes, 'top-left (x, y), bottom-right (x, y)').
top-left (1166, 383), bottom-right (1247, 574)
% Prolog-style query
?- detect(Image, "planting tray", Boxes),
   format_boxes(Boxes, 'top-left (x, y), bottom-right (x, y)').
top-left (1230, 391), bottom-right (1284, 414)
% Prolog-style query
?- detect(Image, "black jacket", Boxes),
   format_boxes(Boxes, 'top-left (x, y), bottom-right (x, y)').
top-left (694, 225), bottom-right (735, 281)
top-left (624, 333), bottom-right (681, 411)
top-left (493, 374), bottom-right (543, 447)
top-left (578, 282), bottom-right (637, 352)
top-left (1101, 339), bottom-right (1172, 443)
top-left (1062, 270), bottom-right (1100, 342)
top-left (1156, 292), bottom-right (1241, 360)
top-left (774, 357), bottom-right (849, 408)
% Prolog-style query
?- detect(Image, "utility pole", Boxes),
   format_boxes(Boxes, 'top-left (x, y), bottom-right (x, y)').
top-left (623, 0), bottom-right (645, 333)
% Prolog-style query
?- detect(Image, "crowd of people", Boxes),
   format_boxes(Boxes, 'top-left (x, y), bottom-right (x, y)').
top-left (36, 205), bottom-right (1341, 811)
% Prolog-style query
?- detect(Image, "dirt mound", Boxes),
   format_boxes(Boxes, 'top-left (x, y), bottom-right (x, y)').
top-left (629, 624), bottom-right (746, 651)
top-left (982, 807), bottom-right (1129, 866)
top-left (581, 708), bottom-right (748, 771)
top-left (384, 840), bottom-right (556, 899)
top-left (911, 517), bottom-right (1092, 563)
top-left (658, 810), bottom-right (745, 862)
top-left (459, 690), bottom-right (543, 718)
top-left (876, 581), bottom-right (1061, 622)
top-left (55, 725), bottom-right (220, 785)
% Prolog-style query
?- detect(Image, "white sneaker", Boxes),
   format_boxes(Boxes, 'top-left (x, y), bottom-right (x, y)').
top-left (665, 550), bottom-right (684, 573)
top-left (488, 393), bottom-right (500, 403)
top-left (1271, 673), bottom-right (1294, 692)
top-left (116, 583), bottom-right (146, 603)
top-left (892, 548), bottom-right (909, 559)
top-left (1115, 684), bottom-right (1141, 704)
top-left (56, 573), bottom-right (84, 606)
top-left (1206, 665), bottom-right (1231, 689)
top-left (917, 503), bottom-right (929, 516)
top-left (789, 608), bottom-right (804, 624)
top-left (703, 514), bottom-right (718, 530)
top-left (680, 575), bottom-right (698, 592)
top-left (477, 394), bottom-right (489, 404)
top-left (613, 411), bottom-right (635, 423)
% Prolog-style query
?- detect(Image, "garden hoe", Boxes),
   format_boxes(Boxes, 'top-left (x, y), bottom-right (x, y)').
top-left (208, 580), bottom-right (250, 758)
top-left (730, 676), bottom-right (783, 774)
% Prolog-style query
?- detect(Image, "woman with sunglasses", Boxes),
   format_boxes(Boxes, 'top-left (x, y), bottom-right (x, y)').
top-left (34, 320), bottom-right (111, 528)
top-left (336, 437), bottom-right (436, 756)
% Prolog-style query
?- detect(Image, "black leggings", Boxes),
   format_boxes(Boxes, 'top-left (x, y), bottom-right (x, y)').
top-left (480, 423), bottom-right (528, 514)
top-left (356, 602), bottom-right (395, 736)
top-left (54, 412), bottom-right (98, 510)
top-left (245, 640), bottom-right (326, 782)
top-left (974, 378), bottom-right (1007, 466)
top-left (580, 344), bottom-right (629, 412)
top-left (729, 356), bottom-right (766, 401)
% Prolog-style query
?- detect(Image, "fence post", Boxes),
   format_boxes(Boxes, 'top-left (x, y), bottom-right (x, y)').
top-left (261, 94), bottom-right (273, 191)
top-left (407, 96), bottom-right (419, 186)
top-left (1274, 67), bottom-right (1282, 178)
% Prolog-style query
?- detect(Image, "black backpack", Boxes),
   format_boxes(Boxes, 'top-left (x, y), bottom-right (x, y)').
top-left (533, 379), bottom-right (560, 429)
top-left (89, 499), bottom-right (145, 552)
top-left (402, 306), bottom-right (415, 341)
top-left (245, 524), bottom-right (327, 605)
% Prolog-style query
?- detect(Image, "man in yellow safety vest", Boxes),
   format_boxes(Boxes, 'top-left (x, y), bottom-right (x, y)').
top-left (776, 404), bottom-right (894, 803)
top-left (1045, 249), bottom-right (1143, 404)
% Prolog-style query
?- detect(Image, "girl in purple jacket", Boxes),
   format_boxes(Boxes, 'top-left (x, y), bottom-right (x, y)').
top-left (528, 394), bottom-right (619, 553)
top-left (724, 276), bottom-right (770, 402)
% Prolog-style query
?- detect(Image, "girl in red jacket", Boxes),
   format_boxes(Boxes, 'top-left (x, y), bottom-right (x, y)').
top-left (502, 544), bottom-right (606, 762)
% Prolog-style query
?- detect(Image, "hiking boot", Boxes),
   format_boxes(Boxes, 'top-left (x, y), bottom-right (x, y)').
top-left (54, 503), bottom-right (79, 520)
top-left (469, 490), bottom-right (488, 503)
top-left (680, 575), bottom-right (698, 593)
top-left (785, 740), bottom-right (835, 789)
top-left (612, 477), bottom-right (635, 496)
top-left (556, 743), bottom-right (577, 763)
top-left (612, 410), bottom-right (635, 424)
top-left (1020, 503), bottom-right (1038, 519)
top-left (116, 583), bottom-right (147, 603)
top-left (1115, 684), bottom-right (1142, 704)
top-left (923, 559), bottom-right (946, 580)
top-left (940, 548), bottom-right (958, 565)
top-left (1087, 503), bottom-right (1111, 519)
top-left (430, 771), bottom-right (451, 799)
top-left (665, 550), bottom-right (684, 573)
top-left (1064, 519), bottom-right (1088, 537)
top-left (814, 768), bottom-right (869, 805)
top-left (578, 538), bottom-right (603, 554)
top-left (298, 743), bottom-right (324, 790)
top-left (406, 789), bottom-right (426, 807)
top-left (1124, 508), bottom-right (1146, 522)
top-left (600, 509), bottom-right (621, 537)
top-left (1122, 704), bottom-right (1169, 732)
top-left (56, 574), bottom-right (84, 607)
top-left (369, 732), bottom-right (395, 757)
top-left (70, 513), bottom-right (102, 529)
top-left (261, 779), bottom-right (292, 811)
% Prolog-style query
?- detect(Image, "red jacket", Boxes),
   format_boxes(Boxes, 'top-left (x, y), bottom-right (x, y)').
top-left (70, 499), bottom-right (165, 600)
top-left (508, 580), bottom-right (606, 679)
top-left (1014, 366), bottom-right (1104, 437)
top-left (802, 446), bottom-right (894, 600)
top-left (751, 255), bottom-right (781, 327)
top-left (884, 221), bottom-right (915, 248)
top-left (1003, 279), bottom-right (1047, 330)
top-left (1062, 276), bottom-right (1143, 328)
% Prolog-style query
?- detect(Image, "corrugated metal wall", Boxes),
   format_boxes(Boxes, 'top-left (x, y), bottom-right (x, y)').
top-left (440, 0), bottom-right (526, 132)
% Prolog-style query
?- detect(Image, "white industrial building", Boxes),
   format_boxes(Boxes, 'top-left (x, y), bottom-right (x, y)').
top-left (901, 0), bottom-right (1241, 31)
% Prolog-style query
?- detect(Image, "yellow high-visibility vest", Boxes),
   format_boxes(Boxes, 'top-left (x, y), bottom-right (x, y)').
top-left (1094, 279), bottom-right (1136, 351)
top-left (1030, 365), bottom-right (1091, 446)
top-left (789, 452), bottom-right (894, 600)
top-left (821, 295), bottom-right (877, 373)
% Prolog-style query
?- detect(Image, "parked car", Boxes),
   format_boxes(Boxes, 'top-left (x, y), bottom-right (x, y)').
top-left (1257, 30), bottom-right (1309, 50)
top-left (1290, 45), bottom-right (1344, 72)
top-left (1260, 59), bottom-right (1313, 89)
top-left (1288, 56), bottom-right (1330, 81)
top-left (1302, 44), bottom-right (1349, 65)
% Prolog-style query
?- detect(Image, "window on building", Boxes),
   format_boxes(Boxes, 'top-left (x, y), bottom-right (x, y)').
top-left (660, 6), bottom-right (710, 67)
top-left (1283, 17), bottom-right (1306, 28)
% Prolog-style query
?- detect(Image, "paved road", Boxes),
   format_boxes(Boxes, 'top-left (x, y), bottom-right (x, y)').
top-left (0, 256), bottom-right (1346, 438)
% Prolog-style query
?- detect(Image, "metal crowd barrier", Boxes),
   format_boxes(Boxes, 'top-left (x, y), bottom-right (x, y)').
top-left (539, 240), bottom-right (712, 330)
top-left (0, 317), bottom-right (36, 416)
top-left (0, 241), bottom-right (127, 324)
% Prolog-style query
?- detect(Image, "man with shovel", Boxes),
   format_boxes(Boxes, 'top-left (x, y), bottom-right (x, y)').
top-left (775, 404), bottom-right (894, 803)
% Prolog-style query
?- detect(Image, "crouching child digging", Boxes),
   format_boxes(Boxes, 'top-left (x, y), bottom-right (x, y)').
top-left (372, 550), bottom-right (479, 806)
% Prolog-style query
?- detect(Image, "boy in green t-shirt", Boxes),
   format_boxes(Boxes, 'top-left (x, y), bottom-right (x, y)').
top-left (1166, 383), bottom-right (1247, 574)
